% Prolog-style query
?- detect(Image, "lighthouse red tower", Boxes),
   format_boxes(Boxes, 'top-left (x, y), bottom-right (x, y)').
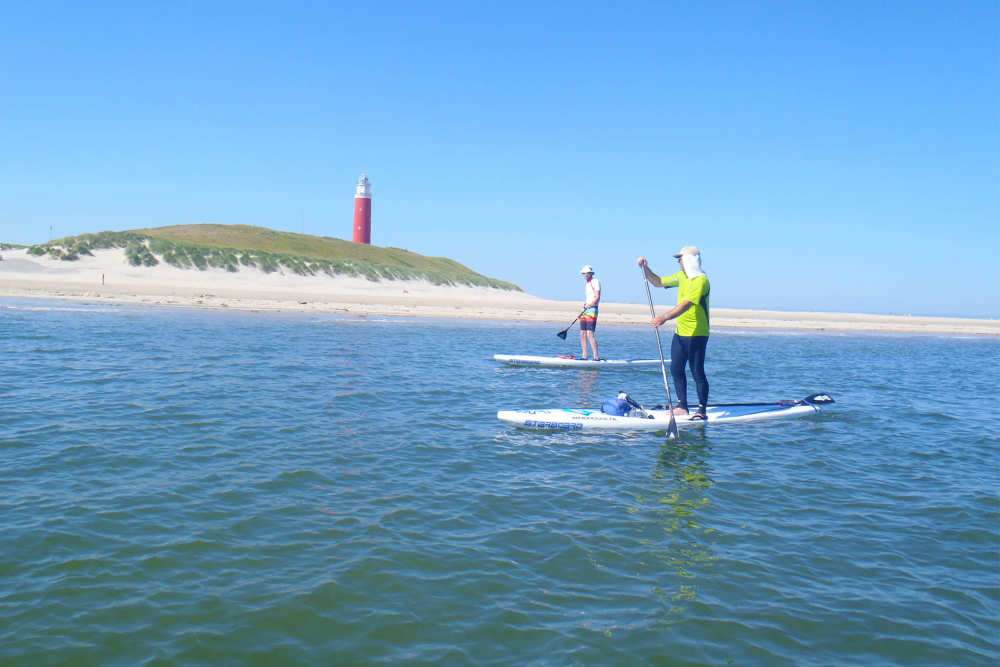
top-left (352, 173), bottom-right (372, 244)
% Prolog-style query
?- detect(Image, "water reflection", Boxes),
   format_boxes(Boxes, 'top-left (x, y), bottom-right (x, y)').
top-left (646, 433), bottom-right (716, 617)
top-left (565, 370), bottom-right (599, 404)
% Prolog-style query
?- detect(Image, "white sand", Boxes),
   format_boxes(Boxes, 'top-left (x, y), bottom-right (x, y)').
top-left (1, 248), bottom-right (997, 335)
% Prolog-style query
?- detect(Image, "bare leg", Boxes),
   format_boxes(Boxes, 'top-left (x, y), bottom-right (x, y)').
top-left (586, 331), bottom-right (600, 360)
top-left (580, 331), bottom-right (588, 359)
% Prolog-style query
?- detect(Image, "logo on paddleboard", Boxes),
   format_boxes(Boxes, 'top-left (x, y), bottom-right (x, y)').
top-left (524, 421), bottom-right (583, 430)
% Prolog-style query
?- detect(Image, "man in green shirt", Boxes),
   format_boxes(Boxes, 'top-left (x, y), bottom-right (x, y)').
top-left (638, 246), bottom-right (711, 419)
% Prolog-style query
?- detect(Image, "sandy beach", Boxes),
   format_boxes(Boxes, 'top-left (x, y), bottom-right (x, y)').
top-left (1, 248), bottom-right (996, 336)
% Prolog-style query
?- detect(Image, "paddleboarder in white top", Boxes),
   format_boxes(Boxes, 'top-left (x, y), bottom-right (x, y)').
top-left (579, 265), bottom-right (601, 360)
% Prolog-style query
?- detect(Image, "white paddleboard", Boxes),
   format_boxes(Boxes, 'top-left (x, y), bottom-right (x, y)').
top-left (497, 394), bottom-right (834, 431)
top-left (494, 354), bottom-right (664, 369)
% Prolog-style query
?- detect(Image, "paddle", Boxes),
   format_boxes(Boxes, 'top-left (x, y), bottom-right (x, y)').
top-left (556, 309), bottom-right (586, 339)
top-left (641, 266), bottom-right (680, 439)
top-left (649, 393), bottom-right (836, 410)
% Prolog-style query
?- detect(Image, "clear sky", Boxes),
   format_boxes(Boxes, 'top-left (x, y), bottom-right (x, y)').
top-left (1, 1), bottom-right (997, 317)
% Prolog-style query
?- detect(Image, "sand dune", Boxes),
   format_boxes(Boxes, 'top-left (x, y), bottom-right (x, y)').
top-left (1, 248), bottom-right (996, 335)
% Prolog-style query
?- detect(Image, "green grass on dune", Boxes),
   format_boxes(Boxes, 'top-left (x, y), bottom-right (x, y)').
top-left (23, 225), bottom-right (521, 290)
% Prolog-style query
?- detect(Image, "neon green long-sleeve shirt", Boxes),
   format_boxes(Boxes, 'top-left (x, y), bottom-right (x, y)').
top-left (661, 271), bottom-right (711, 337)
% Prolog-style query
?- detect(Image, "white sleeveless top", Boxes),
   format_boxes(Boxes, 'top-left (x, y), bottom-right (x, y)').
top-left (585, 278), bottom-right (601, 307)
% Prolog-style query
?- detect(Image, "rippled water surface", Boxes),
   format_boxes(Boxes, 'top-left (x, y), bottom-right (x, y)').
top-left (2, 298), bottom-right (998, 665)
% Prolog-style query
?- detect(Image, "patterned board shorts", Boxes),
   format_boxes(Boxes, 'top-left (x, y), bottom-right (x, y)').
top-left (580, 307), bottom-right (598, 331)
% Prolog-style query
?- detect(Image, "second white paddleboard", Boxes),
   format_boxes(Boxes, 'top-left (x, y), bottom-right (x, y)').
top-left (494, 354), bottom-right (664, 368)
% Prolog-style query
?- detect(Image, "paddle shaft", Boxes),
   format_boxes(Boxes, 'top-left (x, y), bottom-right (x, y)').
top-left (643, 282), bottom-right (675, 407)
top-left (641, 267), bottom-right (679, 438)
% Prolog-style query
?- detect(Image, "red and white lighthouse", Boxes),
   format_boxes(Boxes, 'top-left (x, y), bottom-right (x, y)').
top-left (352, 173), bottom-right (372, 244)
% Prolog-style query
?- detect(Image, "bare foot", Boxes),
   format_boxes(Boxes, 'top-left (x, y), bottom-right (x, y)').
top-left (671, 407), bottom-right (689, 415)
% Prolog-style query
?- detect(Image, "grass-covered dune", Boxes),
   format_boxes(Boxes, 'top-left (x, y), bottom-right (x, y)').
top-left (24, 224), bottom-right (521, 291)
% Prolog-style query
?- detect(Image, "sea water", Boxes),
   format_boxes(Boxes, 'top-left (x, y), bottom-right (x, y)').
top-left (1, 297), bottom-right (997, 665)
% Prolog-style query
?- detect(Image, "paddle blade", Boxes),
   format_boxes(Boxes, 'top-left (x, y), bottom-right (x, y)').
top-left (803, 393), bottom-right (835, 405)
top-left (556, 330), bottom-right (568, 339)
top-left (666, 414), bottom-right (679, 440)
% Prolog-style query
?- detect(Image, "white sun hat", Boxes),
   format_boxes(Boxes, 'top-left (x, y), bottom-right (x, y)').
top-left (672, 246), bottom-right (700, 258)
top-left (579, 265), bottom-right (595, 274)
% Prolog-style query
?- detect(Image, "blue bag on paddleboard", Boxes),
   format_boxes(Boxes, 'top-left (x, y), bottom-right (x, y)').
top-left (602, 392), bottom-right (644, 417)
top-left (602, 397), bottom-right (630, 416)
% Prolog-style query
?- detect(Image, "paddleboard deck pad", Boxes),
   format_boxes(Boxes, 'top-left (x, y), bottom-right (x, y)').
top-left (494, 354), bottom-right (664, 368)
top-left (498, 394), bottom-right (835, 431)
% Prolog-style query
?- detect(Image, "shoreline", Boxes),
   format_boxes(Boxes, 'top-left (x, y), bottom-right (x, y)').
top-left (1, 248), bottom-right (997, 336)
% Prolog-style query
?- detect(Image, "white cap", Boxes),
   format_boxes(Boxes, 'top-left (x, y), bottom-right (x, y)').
top-left (672, 245), bottom-right (700, 258)
top-left (579, 265), bottom-right (595, 274)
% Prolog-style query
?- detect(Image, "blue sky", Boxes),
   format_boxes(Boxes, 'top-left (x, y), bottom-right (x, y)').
top-left (1, 1), bottom-right (996, 317)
